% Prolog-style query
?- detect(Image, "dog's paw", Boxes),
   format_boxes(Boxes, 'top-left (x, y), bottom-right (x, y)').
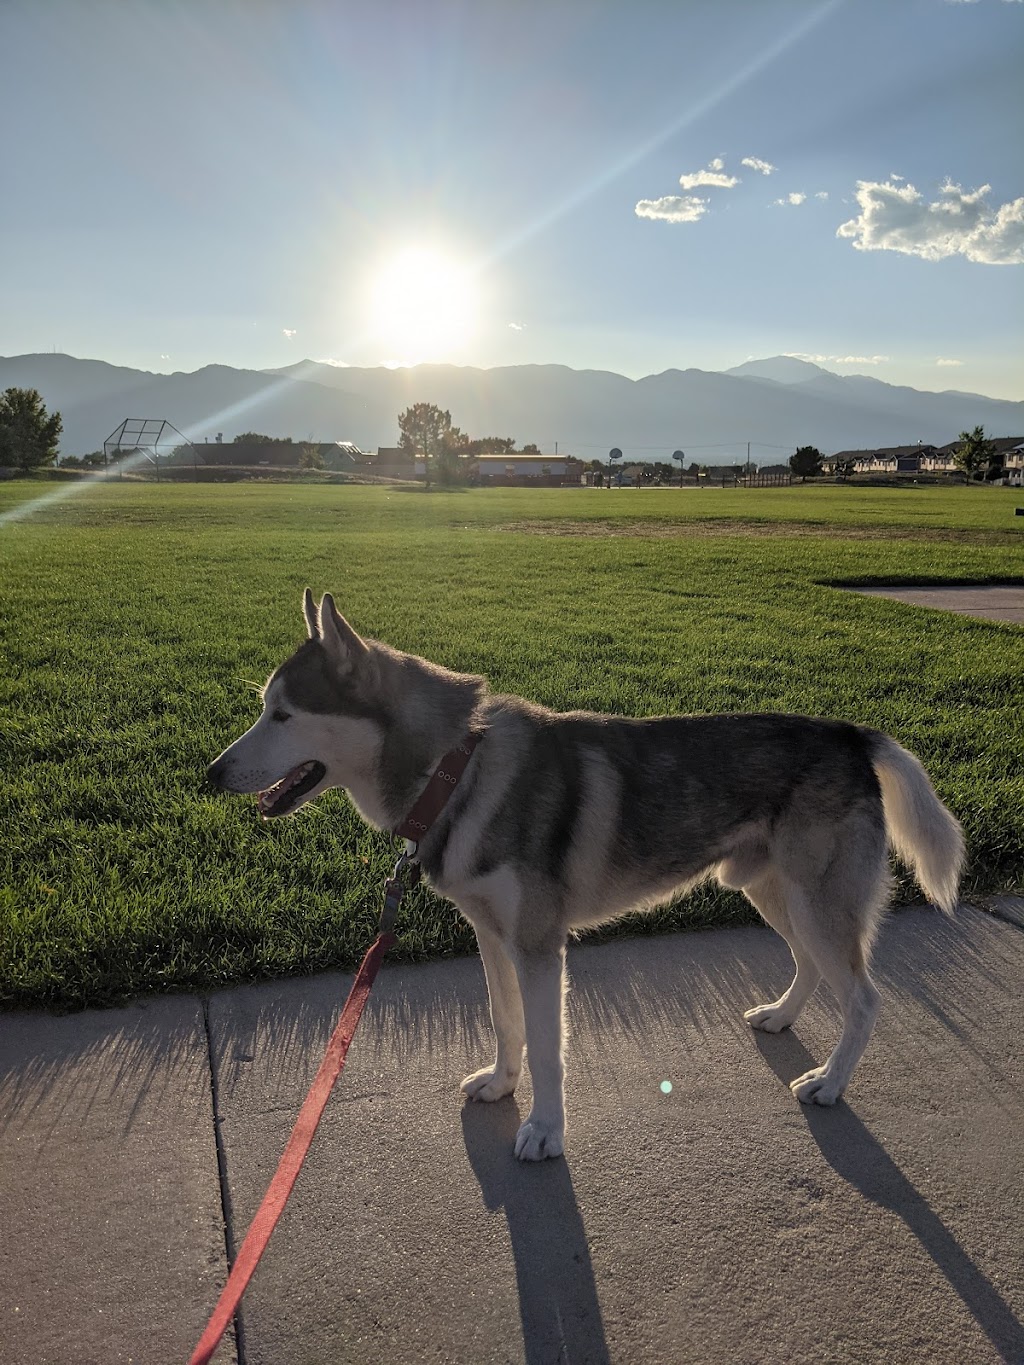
top-left (790, 1066), bottom-right (843, 1106)
top-left (744, 1001), bottom-right (796, 1033)
top-left (514, 1116), bottom-right (564, 1161)
top-left (461, 1065), bottom-right (519, 1102)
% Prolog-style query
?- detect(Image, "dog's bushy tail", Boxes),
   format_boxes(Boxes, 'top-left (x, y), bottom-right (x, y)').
top-left (870, 734), bottom-right (965, 914)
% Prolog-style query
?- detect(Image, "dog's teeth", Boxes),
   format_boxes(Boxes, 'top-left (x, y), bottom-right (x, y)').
top-left (255, 763), bottom-right (318, 817)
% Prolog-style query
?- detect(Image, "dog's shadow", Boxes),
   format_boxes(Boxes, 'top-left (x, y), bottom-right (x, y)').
top-left (754, 1031), bottom-right (1024, 1363)
top-left (461, 1099), bottom-right (610, 1365)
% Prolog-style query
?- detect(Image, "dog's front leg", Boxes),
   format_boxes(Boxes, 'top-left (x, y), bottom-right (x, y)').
top-left (462, 926), bottom-right (525, 1102)
top-left (512, 946), bottom-right (567, 1161)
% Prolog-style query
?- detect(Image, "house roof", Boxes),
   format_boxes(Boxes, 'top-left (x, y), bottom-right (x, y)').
top-left (827, 445), bottom-right (939, 461)
top-left (825, 437), bottom-right (1024, 462)
top-left (937, 436), bottom-right (1024, 455)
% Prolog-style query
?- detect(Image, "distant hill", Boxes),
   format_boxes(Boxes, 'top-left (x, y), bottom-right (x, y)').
top-left (1, 352), bottom-right (1021, 461)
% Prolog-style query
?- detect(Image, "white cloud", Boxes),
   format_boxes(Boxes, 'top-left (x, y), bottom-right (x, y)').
top-left (160, 353), bottom-right (170, 360)
top-left (637, 159), bottom-right (740, 225)
top-left (741, 157), bottom-right (775, 175)
top-left (815, 191), bottom-right (829, 200)
top-left (837, 178), bottom-right (1024, 264)
top-left (508, 322), bottom-right (526, 331)
top-left (282, 328), bottom-right (297, 338)
top-left (774, 192), bottom-right (807, 206)
top-left (785, 352), bottom-right (890, 366)
top-left (936, 357), bottom-right (964, 366)
top-left (315, 357), bottom-right (350, 367)
top-left (677, 160), bottom-right (739, 190)
top-left (635, 195), bottom-right (709, 223)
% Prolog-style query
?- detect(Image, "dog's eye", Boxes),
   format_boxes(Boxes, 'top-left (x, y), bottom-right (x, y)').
top-left (271, 709), bottom-right (290, 723)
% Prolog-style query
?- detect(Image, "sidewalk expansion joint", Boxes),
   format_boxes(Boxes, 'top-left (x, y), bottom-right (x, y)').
top-left (202, 994), bottom-right (248, 1365)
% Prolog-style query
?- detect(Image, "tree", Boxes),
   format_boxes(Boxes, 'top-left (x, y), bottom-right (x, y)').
top-left (463, 435), bottom-right (516, 456)
top-left (234, 431), bottom-right (291, 444)
top-left (0, 388), bottom-right (62, 472)
top-left (397, 402), bottom-right (462, 489)
top-left (953, 425), bottom-right (996, 481)
top-left (434, 425), bottom-right (470, 485)
top-left (298, 443), bottom-right (325, 470)
top-left (789, 445), bottom-right (823, 478)
top-left (521, 443), bottom-right (540, 455)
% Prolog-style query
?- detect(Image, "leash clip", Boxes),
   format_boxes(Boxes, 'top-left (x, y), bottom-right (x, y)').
top-left (380, 848), bottom-right (420, 936)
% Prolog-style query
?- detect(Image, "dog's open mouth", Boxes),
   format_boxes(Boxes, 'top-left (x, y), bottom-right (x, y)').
top-left (256, 761), bottom-right (327, 818)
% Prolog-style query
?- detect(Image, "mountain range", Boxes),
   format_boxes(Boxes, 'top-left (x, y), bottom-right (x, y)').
top-left (1, 352), bottom-right (1021, 463)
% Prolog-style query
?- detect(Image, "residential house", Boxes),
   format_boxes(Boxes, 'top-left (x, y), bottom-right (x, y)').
top-left (937, 436), bottom-right (1024, 482)
top-left (823, 438), bottom-right (1024, 478)
top-left (998, 439), bottom-right (1024, 484)
top-left (824, 445), bottom-right (941, 475)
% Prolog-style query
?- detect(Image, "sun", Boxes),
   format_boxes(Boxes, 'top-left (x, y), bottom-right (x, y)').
top-left (366, 246), bottom-right (477, 364)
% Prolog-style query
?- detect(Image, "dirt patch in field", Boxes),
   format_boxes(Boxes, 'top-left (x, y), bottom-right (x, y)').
top-left (495, 518), bottom-right (1020, 544)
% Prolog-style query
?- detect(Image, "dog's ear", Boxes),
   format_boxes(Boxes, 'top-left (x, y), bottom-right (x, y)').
top-left (318, 594), bottom-right (367, 671)
top-left (303, 587), bottom-right (320, 639)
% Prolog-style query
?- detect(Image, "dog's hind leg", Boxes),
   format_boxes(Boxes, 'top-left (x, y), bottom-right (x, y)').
top-left (512, 945), bottom-right (567, 1161)
top-left (740, 871), bottom-right (822, 1033)
top-left (779, 865), bottom-right (885, 1106)
top-left (462, 926), bottom-right (526, 1102)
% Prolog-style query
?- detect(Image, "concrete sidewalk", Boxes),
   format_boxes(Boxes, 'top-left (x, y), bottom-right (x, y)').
top-left (2, 904), bottom-right (1023, 1365)
top-left (849, 585), bottom-right (1024, 625)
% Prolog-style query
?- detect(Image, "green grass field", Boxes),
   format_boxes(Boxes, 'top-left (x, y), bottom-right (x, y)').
top-left (2, 479), bottom-right (1022, 1011)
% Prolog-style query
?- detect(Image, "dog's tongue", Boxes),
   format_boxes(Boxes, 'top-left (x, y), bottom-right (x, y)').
top-left (255, 760), bottom-right (325, 817)
top-left (257, 764), bottom-right (308, 814)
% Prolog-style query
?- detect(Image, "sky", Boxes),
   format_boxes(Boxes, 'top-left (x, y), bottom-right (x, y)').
top-left (1, 0), bottom-right (1022, 398)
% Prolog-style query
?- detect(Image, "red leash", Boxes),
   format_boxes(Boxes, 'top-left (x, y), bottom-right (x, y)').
top-left (189, 928), bottom-right (394, 1365)
top-left (191, 734), bottom-right (480, 1364)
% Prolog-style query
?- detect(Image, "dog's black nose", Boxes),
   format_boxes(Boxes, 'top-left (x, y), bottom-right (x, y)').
top-left (206, 756), bottom-right (228, 790)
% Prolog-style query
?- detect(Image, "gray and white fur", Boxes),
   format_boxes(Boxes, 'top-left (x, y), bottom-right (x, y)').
top-left (208, 591), bottom-right (966, 1161)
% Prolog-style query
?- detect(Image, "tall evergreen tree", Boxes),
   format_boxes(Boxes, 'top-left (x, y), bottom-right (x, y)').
top-left (0, 388), bottom-right (62, 473)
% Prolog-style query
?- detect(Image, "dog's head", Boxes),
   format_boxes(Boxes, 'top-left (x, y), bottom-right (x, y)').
top-left (207, 589), bottom-right (386, 819)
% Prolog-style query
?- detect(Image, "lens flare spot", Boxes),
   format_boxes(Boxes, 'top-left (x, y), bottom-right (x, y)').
top-left (660, 1080), bottom-right (673, 1095)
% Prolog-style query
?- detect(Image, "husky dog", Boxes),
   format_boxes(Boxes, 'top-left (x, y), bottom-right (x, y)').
top-left (208, 591), bottom-right (965, 1161)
